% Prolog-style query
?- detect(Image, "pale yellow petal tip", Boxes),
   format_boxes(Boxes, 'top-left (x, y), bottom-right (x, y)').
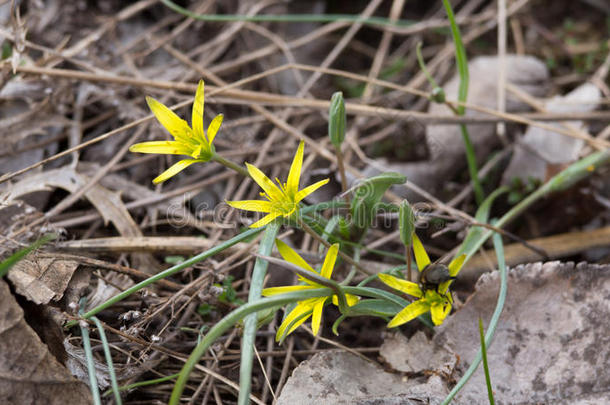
top-left (145, 95), bottom-right (160, 109)
top-left (152, 175), bottom-right (168, 184)
top-left (387, 318), bottom-right (403, 328)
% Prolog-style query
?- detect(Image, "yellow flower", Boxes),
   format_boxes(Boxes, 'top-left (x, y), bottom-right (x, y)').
top-left (262, 240), bottom-right (358, 341)
top-left (226, 141), bottom-right (329, 228)
top-left (129, 80), bottom-right (223, 184)
top-left (378, 233), bottom-right (466, 326)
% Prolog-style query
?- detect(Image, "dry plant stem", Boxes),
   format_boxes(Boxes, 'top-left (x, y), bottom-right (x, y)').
top-left (295, 217), bottom-right (369, 275)
top-left (2, 64), bottom-right (607, 186)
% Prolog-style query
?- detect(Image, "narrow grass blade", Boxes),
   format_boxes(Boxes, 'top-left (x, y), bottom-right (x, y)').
top-left (0, 233), bottom-right (56, 278)
top-left (79, 299), bottom-right (102, 405)
top-left (238, 221), bottom-right (280, 405)
top-left (91, 316), bottom-right (122, 405)
top-left (442, 230), bottom-right (507, 404)
top-left (104, 373), bottom-right (179, 396)
top-left (479, 318), bottom-right (495, 405)
top-left (442, 0), bottom-right (484, 204)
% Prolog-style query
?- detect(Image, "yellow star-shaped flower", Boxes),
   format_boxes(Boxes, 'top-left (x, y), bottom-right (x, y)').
top-left (129, 80), bottom-right (223, 183)
top-left (226, 141), bottom-right (329, 228)
top-left (378, 233), bottom-right (465, 326)
top-left (262, 240), bottom-right (358, 341)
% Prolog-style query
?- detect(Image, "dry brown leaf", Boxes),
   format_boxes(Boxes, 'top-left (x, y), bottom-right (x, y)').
top-left (0, 279), bottom-right (91, 404)
top-left (2, 165), bottom-right (157, 270)
top-left (7, 255), bottom-right (79, 305)
top-left (2, 166), bottom-right (140, 235)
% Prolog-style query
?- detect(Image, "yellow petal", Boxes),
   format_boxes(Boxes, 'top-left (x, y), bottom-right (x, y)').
top-left (320, 243), bottom-right (339, 279)
top-left (262, 285), bottom-right (312, 296)
top-left (286, 141), bottom-right (304, 196)
top-left (246, 163), bottom-right (284, 202)
top-left (310, 299), bottom-right (325, 336)
top-left (448, 254), bottom-right (466, 277)
top-left (276, 300), bottom-right (315, 341)
top-left (226, 200), bottom-right (273, 213)
top-left (346, 293), bottom-right (360, 306)
top-left (438, 280), bottom-right (452, 294)
top-left (207, 114), bottom-right (223, 145)
top-left (378, 273), bottom-right (423, 298)
top-left (129, 141), bottom-right (193, 155)
top-left (412, 233), bottom-right (431, 271)
top-left (331, 293), bottom-right (360, 307)
top-left (430, 301), bottom-right (451, 325)
top-left (146, 96), bottom-right (192, 144)
top-left (152, 159), bottom-right (200, 184)
top-left (192, 80), bottom-right (205, 142)
top-left (294, 178), bottom-right (329, 203)
top-left (249, 212), bottom-right (281, 228)
top-left (387, 299), bottom-right (430, 328)
top-left (276, 239), bottom-right (315, 272)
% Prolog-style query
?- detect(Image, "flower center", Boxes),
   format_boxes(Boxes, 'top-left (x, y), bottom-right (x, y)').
top-left (272, 198), bottom-right (297, 216)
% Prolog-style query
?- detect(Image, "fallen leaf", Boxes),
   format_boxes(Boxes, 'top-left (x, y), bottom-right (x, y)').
top-left (0, 279), bottom-right (91, 404)
top-left (7, 255), bottom-right (79, 305)
top-left (2, 165), bottom-right (157, 271)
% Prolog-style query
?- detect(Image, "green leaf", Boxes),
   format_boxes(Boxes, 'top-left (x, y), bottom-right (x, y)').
top-left (349, 172), bottom-right (406, 239)
top-left (0, 233), bottom-right (57, 278)
top-left (346, 299), bottom-right (404, 317)
top-left (398, 200), bottom-right (415, 246)
top-left (329, 92), bottom-right (346, 147)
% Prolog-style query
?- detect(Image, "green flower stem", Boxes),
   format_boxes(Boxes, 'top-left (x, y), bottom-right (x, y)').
top-left (238, 221), bottom-right (280, 405)
top-left (442, 230), bottom-right (507, 404)
top-left (334, 145), bottom-right (349, 201)
top-left (211, 153), bottom-right (250, 177)
top-left (169, 289), bottom-right (331, 405)
top-left (65, 227), bottom-right (264, 329)
top-left (296, 217), bottom-right (369, 275)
